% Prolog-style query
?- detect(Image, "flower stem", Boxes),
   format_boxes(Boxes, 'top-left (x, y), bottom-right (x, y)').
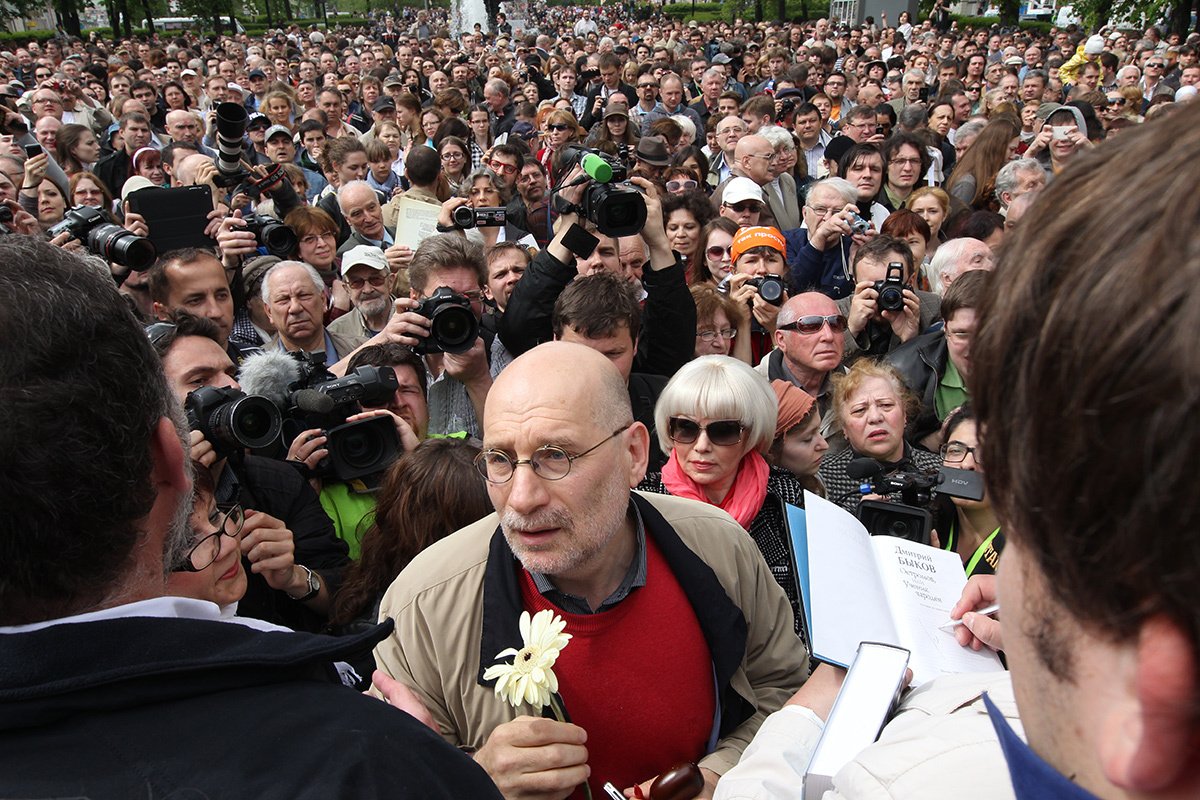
top-left (548, 694), bottom-right (592, 800)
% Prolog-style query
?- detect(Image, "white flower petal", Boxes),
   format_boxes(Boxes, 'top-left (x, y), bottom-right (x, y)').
top-left (518, 610), bottom-right (532, 642)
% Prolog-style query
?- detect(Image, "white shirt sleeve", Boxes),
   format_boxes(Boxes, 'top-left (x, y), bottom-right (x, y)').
top-left (714, 705), bottom-right (825, 800)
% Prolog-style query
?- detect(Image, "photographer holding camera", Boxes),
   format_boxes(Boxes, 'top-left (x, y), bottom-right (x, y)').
top-left (150, 313), bottom-right (351, 632)
top-left (723, 225), bottom-right (791, 364)
top-left (836, 235), bottom-right (942, 362)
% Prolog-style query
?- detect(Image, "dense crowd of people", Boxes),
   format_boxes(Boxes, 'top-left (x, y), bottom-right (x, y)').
top-left (1, 5), bottom-right (1199, 798)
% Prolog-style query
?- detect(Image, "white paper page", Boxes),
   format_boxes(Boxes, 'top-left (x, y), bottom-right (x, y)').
top-left (872, 536), bottom-right (1003, 685)
top-left (804, 492), bottom-right (900, 666)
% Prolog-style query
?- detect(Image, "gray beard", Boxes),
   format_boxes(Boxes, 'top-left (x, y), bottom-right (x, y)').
top-left (358, 295), bottom-right (391, 321)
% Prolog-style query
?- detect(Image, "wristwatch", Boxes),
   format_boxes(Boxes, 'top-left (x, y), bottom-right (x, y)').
top-left (287, 565), bottom-right (321, 602)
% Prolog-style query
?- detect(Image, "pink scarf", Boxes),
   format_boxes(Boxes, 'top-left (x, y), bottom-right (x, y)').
top-left (661, 449), bottom-right (770, 530)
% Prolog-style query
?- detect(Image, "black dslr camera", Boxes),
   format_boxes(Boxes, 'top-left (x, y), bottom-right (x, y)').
top-left (48, 205), bottom-right (157, 270)
top-left (186, 386), bottom-right (283, 461)
top-left (284, 355), bottom-right (402, 483)
top-left (747, 274), bottom-right (785, 306)
top-left (872, 262), bottom-right (907, 313)
top-left (452, 204), bottom-right (506, 229)
top-left (242, 212), bottom-right (298, 257)
top-left (557, 145), bottom-right (648, 238)
top-left (414, 286), bottom-right (480, 355)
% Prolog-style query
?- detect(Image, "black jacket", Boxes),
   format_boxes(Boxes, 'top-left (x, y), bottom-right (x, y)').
top-left (93, 148), bottom-right (130, 197)
top-left (0, 615), bottom-right (503, 799)
top-left (885, 328), bottom-right (949, 444)
top-left (581, 82), bottom-right (638, 129)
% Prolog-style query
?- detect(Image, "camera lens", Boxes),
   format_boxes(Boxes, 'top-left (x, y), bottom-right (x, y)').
top-left (452, 204), bottom-right (476, 229)
top-left (879, 286), bottom-right (904, 312)
top-left (335, 424), bottom-right (386, 471)
top-left (758, 277), bottom-right (784, 305)
top-left (90, 224), bottom-right (157, 271)
top-left (209, 394), bottom-right (282, 450)
top-left (430, 303), bottom-right (477, 353)
top-left (254, 218), bottom-right (298, 257)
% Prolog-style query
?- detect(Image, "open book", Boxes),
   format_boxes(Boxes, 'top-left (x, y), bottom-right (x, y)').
top-left (789, 492), bottom-right (1002, 686)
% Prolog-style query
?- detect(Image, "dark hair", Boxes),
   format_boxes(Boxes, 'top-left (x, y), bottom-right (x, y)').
top-left (971, 104), bottom-right (1200, 681)
top-left (148, 247), bottom-right (220, 306)
top-left (940, 401), bottom-right (975, 442)
top-left (951, 209), bottom-right (1004, 242)
top-left (851, 234), bottom-right (914, 280)
top-left (0, 237), bottom-right (181, 624)
top-left (328, 439), bottom-right (491, 627)
top-left (670, 145), bottom-right (710, 180)
top-left (689, 216), bottom-right (740, 285)
top-left (839, 141), bottom-right (882, 176)
top-left (946, 116), bottom-right (1020, 208)
top-left (405, 145), bottom-right (441, 187)
top-left (940, 267), bottom-right (989, 321)
top-left (55, 123), bottom-right (93, 174)
top-left (741, 94), bottom-right (775, 120)
top-left (662, 190), bottom-right (715, 233)
top-left (347, 343), bottom-right (428, 397)
top-left (882, 131), bottom-right (931, 185)
top-left (147, 310), bottom-right (223, 359)
top-left (880, 208), bottom-right (931, 244)
top-left (161, 139), bottom-right (199, 168)
top-left (553, 271), bottom-right (642, 342)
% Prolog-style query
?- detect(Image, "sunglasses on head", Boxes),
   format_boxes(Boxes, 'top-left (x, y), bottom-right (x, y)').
top-left (667, 179), bottom-right (698, 192)
top-left (668, 417), bottom-right (746, 446)
top-left (777, 314), bottom-right (848, 334)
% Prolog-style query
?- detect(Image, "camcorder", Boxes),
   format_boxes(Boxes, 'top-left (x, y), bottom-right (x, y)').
top-left (414, 286), bottom-right (480, 355)
top-left (845, 458), bottom-right (986, 545)
top-left (451, 204), bottom-right (506, 229)
top-left (282, 353), bottom-right (402, 483)
top-left (557, 145), bottom-right (647, 238)
top-left (185, 386), bottom-right (283, 461)
top-left (47, 205), bottom-right (157, 270)
top-left (872, 261), bottom-right (907, 313)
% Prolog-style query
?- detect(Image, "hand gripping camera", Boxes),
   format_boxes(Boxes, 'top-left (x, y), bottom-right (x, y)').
top-left (846, 458), bottom-right (986, 545)
top-left (47, 205), bottom-right (157, 270)
top-left (872, 262), bottom-right (907, 314)
top-left (413, 286), bottom-right (480, 355)
top-left (185, 386), bottom-right (283, 461)
top-left (555, 145), bottom-right (647, 238)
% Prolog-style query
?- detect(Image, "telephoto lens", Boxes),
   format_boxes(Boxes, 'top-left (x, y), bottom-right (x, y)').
top-left (186, 386), bottom-right (283, 460)
top-left (214, 102), bottom-right (249, 178)
top-left (242, 213), bottom-right (298, 258)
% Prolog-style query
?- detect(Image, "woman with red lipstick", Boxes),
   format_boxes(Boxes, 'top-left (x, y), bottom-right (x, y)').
top-left (817, 360), bottom-right (941, 511)
top-left (637, 355), bottom-right (808, 635)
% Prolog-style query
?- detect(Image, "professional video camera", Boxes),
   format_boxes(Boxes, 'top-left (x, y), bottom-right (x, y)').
top-left (844, 458), bottom-right (986, 545)
top-left (555, 145), bottom-right (647, 238)
top-left (47, 205), bottom-right (156, 270)
top-left (413, 286), bottom-right (479, 355)
top-left (240, 351), bottom-right (402, 483)
top-left (185, 386), bottom-right (283, 461)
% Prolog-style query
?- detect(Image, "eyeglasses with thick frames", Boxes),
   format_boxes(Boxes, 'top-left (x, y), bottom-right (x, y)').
top-left (668, 417), bottom-right (746, 447)
top-left (299, 232), bottom-right (335, 247)
top-left (174, 503), bottom-right (245, 573)
top-left (696, 327), bottom-right (736, 342)
top-left (940, 441), bottom-right (982, 465)
top-left (475, 425), bottom-right (631, 484)
top-left (546, 123), bottom-right (571, 132)
top-left (488, 160), bottom-right (519, 175)
top-left (777, 314), bottom-right (848, 335)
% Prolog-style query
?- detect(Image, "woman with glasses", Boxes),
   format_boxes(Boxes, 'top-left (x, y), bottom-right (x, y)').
top-left (284, 206), bottom-right (351, 318)
top-left (467, 105), bottom-right (494, 169)
top-left (168, 468), bottom-right (248, 612)
top-left (437, 135), bottom-right (470, 195)
top-left (637, 355), bottom-right (808, 635)
top-left (690, 284), bottom-right (750, 362)
top-left (688, 216), bottom-right (739, 287)
top-left (930, 405), bottom-right (1003, 576)
top-left (670, 146), bottom-right (711, 193)
top-left (663, 166), bottom-right (701, 196)
top-left (818, 359), bottom-right (941, 512)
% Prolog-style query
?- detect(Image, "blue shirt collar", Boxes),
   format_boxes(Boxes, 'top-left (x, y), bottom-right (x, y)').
top-left (276, 330), bottom-right (341, 364)
top-left (984, 692), bottom-right (1100, 800)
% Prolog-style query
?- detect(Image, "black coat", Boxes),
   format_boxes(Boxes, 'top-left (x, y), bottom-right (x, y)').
top-left (885, 328), bottom-right (950, 444)
top-left (581, 82), bottom-right (638, 129)
top-left (0, 615), bottom-right (504, 799)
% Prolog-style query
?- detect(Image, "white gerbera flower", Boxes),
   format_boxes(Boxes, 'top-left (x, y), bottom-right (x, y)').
top-left (482, 609), bottom-right (572, 710)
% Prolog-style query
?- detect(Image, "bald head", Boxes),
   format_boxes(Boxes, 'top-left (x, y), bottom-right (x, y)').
top-left (735, 134), bottom-right (776, 184)
top-left (488, 342), bottom-right (633, 436)
top-left (778, 291), bottom-right (838, 325)
top-left (174, 153), bottom-right (212, 186)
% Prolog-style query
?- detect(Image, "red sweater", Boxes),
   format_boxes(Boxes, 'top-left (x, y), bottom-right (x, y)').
top-left (519, 537), bottom-right (715, 797)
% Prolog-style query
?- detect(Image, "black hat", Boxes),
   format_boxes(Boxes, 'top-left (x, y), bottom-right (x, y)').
top-left (372, 96), bottom-right (397, 113)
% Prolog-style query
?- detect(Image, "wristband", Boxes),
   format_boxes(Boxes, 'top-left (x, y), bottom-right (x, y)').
top-left (435, 222), bottom-right (459, 233)
top-left (560, 223), bottom-right (598, 260)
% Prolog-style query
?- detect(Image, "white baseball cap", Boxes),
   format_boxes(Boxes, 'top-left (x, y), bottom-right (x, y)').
top-left (723, 177), bottom-right (764, 206)
top-left (340, 244), bottom-right (389, 276)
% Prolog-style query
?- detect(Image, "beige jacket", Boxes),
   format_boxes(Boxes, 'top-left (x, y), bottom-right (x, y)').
top-left (373, 491), bottom-right (810, 777)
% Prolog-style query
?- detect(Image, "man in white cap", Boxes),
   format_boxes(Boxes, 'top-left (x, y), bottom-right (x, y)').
top-left (716, 176), bottom-right (765, 228)
top-left (329, 244), bottom-right (397, 349)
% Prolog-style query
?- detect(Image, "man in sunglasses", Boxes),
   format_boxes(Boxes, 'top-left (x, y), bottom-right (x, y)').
top-left (373, 341), bottom-right (807, 799)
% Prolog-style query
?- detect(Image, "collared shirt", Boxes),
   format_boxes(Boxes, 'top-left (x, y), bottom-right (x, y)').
top-left (276, 329), bottom-right (343, 364)
top-left (529, 500), bottom-right (648, 614)
top-left (801, 130), bottom-right (832, 178)
top-left (935, 356), bottom-right (969, 420)
top-left (985, 693), bottom-right (1100, 799)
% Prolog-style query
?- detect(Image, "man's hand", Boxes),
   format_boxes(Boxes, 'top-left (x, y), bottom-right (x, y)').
top-left (193, 158), bottom-right (221, 188)
top-left (286, 427), bottom-right (329, 471)
top-left (951, 575), bottom-right (1003, 652)
top-left (384, 242), bottom-right (414, 271)
top-left (123, 210), bottom-right (149, 237)
top-left (370, 669), bottom-right (438, 732)
top-left (808, 202), bottom-right (856, 250)
top-left (216, 210), bottom-right (259, 267)
top-left (1025, 124), bottom-right (1053, 156)
top-left (346, 408), bottom-right (420, 452)
top-left (881, 288), bottom-right (921, 343)
top-left (628, 176), bottom-right (673, 269)
top-left (473, 716), bottom-right (590, 800)
top-left (374, 296), bottom-right (431, 349)
top-left (443, 334), bottom-right (491, 387)
top-left (204, 206), bottom-right (229, 240)
top-left (3, 199), bottom-right (38, 236)
top-left (239, 509), bottom-right (299, 592)
top-left (749, 291), bottom-right (783, 332)
top-left (189, 428), bottom-right (218, 470)
top-left (846, 279), bottom-right (878, 337)
top-left (22, 151), bottom-right (48, 190)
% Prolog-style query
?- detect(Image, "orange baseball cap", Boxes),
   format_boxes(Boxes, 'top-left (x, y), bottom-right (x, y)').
top-left (731, 225), bottom-right (786, 265)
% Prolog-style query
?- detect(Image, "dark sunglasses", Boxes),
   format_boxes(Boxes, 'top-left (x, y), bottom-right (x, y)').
top-left (777, 314), bottom-right (848, 334)
top-left (546, 122), bottom-right (570, 131)
top-left (726, 200), bottom-right (762, 213)
top-left (1107, 97), bottom-right (1127, 106)
top-left (668, 417), bottom-right (746, 446)
top-left (706, 244), bottom-right (731, 260)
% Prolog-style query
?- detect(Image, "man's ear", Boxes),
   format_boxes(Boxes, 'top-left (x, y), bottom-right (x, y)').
top-left (624, 420), bottom-right (651, 486)
top-left (1098, 615), bottom-right (1200, 793)
top-left (151, 301), bottom-right (169, 321)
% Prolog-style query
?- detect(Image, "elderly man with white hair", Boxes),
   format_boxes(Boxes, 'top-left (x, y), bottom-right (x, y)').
top-left (927, 237), bottom-right (995, 295)
top-left (993, 157), bottom-right (1045, 215)
top-left (263, 260), bottom-right (361, 363)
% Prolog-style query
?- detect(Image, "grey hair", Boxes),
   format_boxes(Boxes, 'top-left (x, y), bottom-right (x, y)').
top-left (457, 166), bottom-right (512, 204)
top-left (903, 69), bottom-right (926, 84)
top-left (928, 237), bottom-right (984, 295)
top-left (670, 114), bottom-right (697, 141)
top-left (955, 118), bottom-right (988, 144)
top-left (337, 179), bottom-right (377, 206)
top-left (806, 176), bottom-right (857, 207)
top-left (702, 68), bottom-right (725, 83)
top-left (897, 102), bottom-right (927, 130)
top-left (994, 158), bottom-right (1042, 203)
top-left (758, 124), bottom-right (795, 151)
top-left (485, 78), bottom-right (511, 97)
top-left (261, 260), bottom-right (325, 303)
top-left (653, 355), bottom-right (779, 456)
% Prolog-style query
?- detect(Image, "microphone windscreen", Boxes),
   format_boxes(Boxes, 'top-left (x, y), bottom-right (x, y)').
top-left (238, 350), bottom-right (302, 407)
top-left (846, 457), bottom-right (884, 481)
top-left (292, 388), bottom-right (337, 415)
